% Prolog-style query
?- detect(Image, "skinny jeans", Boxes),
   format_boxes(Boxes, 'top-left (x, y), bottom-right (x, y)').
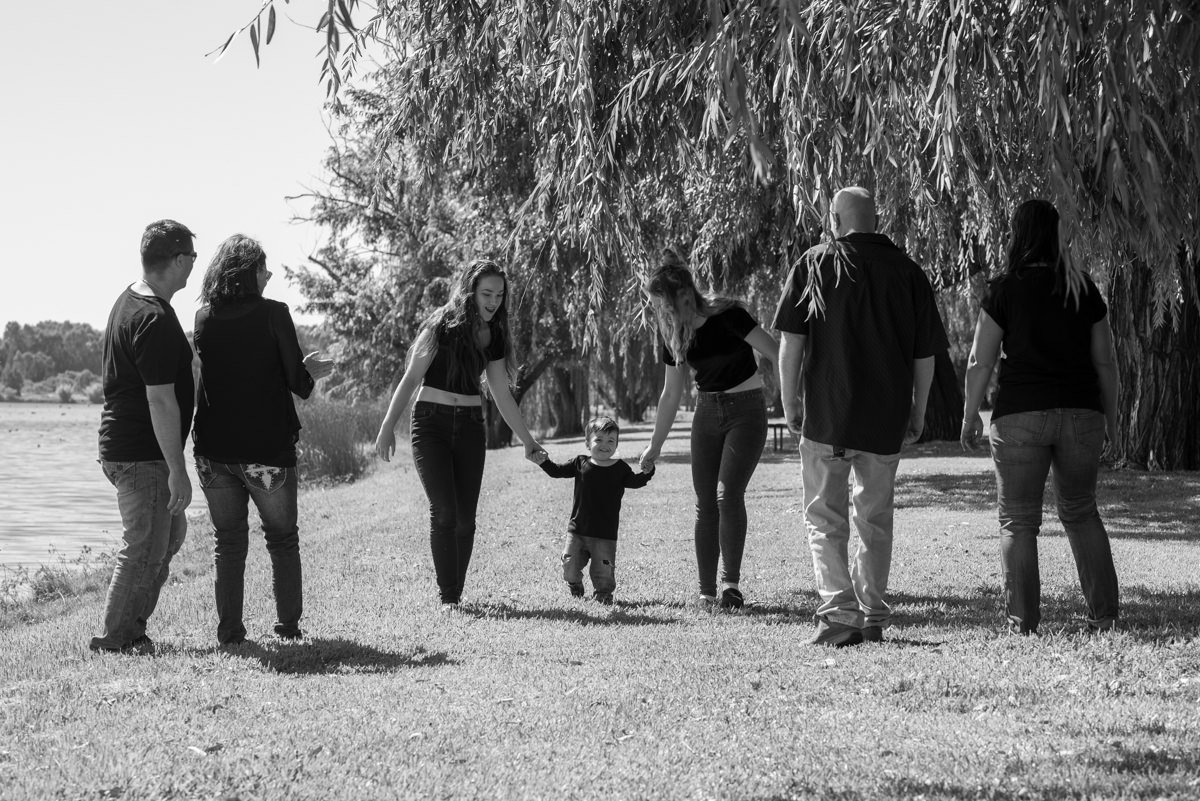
top-left (410, 401), bottom-right (487, 603)
top-left (989, 408), bottom-right (1119, 633)
top-left (690, 388), bottom-right (767, 597)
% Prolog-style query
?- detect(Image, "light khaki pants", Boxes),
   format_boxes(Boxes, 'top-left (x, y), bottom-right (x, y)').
top-left (800, 438), bottom-right (901, 628)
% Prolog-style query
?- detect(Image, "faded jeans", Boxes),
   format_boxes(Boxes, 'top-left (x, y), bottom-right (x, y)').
top-left (91, 460), bottom-right (187, 649)
top-left (691, 388), bottom-right (767, 597)
top-left (410, 401), bottom-right (487, 603)
top-left (562, 535), bottom-right (617, 596)
top-left (800, 438), bottom-right (901, 629)
top-left (989, 408), bottom-right (1119, 633)
top-left (196, 456), bottom-right (301, 643)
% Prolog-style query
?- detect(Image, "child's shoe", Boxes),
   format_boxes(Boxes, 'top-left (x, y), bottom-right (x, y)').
top-left (594, 592), bottom-right (613, 605)
top-left (568, 583), bottom-right (585, 598)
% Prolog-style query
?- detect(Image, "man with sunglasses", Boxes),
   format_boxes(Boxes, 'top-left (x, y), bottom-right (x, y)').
top-left (90, 220), bottom-right (198, 654)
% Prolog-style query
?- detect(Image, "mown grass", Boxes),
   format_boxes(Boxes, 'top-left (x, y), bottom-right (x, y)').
top-left (1, 423), bottom-right (1197, 800)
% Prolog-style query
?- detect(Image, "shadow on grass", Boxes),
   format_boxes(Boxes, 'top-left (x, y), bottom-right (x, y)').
top-left (773, 759), bottom-right (1200, 800)
top-left (895, 471), bottom-right (995, 510)
top-left (192, 637), bottom-right (455, 674)
top-left (892, 584), bottom-right (1200, 642)
top-left (462, 601), bottom-right (680, 627)
top-left (893, 467), bottom-right (1199, 541)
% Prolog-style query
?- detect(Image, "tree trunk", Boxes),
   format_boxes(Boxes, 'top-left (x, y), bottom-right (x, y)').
top-left (548, 362), bottom-right (588, 437)
top-left (1108, 256), bottom-right (1200, 470)
top-left (919, 349), bottom-right (965, 442)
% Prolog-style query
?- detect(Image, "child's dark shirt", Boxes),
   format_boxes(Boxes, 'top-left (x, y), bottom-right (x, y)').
top-left (539, 455), bottom-right (653, 540)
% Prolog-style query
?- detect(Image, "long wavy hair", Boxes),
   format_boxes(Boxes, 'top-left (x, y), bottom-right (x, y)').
top-left (644, 248), bottom-right (740, 365)
top-left (413, 259), bottom-right (515, 391)
top-left (1005, 199), bottom-right (1082, 305)
top-left (199, 234), bottom-right (265, 308)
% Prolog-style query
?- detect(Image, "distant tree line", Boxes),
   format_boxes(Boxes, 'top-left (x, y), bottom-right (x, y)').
top-left (1, 321), bottom-right (103, 395)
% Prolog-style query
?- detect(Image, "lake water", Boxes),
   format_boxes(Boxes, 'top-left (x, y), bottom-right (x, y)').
top-left (0, 403), bottom-right (200, 567)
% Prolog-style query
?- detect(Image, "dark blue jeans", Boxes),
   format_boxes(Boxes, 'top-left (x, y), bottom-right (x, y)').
top-left (989, 408), bottom-right (1119, 633)
top-left (690, 388), bottom-right (768, 597)
top-left (410, 401), bottom-right (487, 603)
top-left (196, 456), bottom-right (301, 643)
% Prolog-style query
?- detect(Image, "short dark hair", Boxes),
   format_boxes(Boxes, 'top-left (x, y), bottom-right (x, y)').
top-left (585, 416), bottom-right (620, 443)
top-left (140, 219), bottom-right (196, 271)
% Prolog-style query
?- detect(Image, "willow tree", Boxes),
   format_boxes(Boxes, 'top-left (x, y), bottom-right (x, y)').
top-left (233, 0), bottom-right (1199, 465)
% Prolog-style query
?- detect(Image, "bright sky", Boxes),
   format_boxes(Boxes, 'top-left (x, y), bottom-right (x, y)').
top-left (0, 1), bottom-right (342, 331)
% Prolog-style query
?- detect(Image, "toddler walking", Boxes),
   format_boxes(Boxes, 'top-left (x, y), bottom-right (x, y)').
top-left (534, 417), bottom-right (654, 604)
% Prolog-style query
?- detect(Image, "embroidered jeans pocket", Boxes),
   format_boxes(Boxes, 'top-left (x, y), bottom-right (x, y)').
top-left (194, 456), bottom-right (218, 489)
top-left (242, 464), bottom-right (286, 493)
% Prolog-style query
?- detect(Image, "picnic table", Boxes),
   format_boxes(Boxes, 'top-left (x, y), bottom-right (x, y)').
top-left (767, 419), bottom-right (796, 452)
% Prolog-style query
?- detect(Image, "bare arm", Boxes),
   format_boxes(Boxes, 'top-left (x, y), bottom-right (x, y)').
top-left (905, 355), bottom-right (936, 446)
top-left (1090, 318), bottom-right (1120, 440)
top-left (375, 329), bottom-right (435, 462)
top-left (145, 383), bottom-right (191, 515)
top-left (778, 331), bottom-right (807, 434)
top-left (484, 359), bottom-right (543, 460)
top-left (639, 364), bottom-right (686, 470)
top-left (745, 325), bottom-right (779, 364)
top-left (960, 311), bottom-right (1004, 451)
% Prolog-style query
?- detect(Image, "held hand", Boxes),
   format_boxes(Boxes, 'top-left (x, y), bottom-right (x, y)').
top-left (525, 442), bottom-right (547, 464)
top-left (638, 445), bottom-right (659, 473)
top-left (960, 413), bottom-right (984, 452)
top-left (167, 470), bottom-right (192, 517)
top-left (375, 426), bottom-right (396, 462)
top-left (303, 351), bottom-right (335, 380)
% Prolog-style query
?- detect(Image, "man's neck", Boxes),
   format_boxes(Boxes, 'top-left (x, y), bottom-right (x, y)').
top-left (135, 274), bottom-right (176, 302)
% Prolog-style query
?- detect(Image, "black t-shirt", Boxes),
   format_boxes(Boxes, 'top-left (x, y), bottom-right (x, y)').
top-left (661, 306), bottom-right (759, 392)
top-left (422, 324), bottom-right (506, 395)
top-left (539, 455), bottom-right (653, 540)
top-left (98, 287), bottom-right (195, 462)
top-left (982, 267), bottom-right (1106, 420)
top-left (193, 298), bottom-right (316, 467)
top-left (772, 233), bottom-right (948, 455)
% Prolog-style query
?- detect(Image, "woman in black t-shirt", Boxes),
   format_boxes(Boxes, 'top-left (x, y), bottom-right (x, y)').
top-left (639, 250), bottom-right (779, 609)
top-left (193, 235), bottom-right (334, 644)
top-left (375, 259), bottom-right (544, 607)
top-left (961, 200), bottom-right (1120, 635)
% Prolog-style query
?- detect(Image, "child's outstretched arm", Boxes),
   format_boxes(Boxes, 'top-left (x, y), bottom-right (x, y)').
top-left (537, 453), bottom-right (577, 479)
top-left (624, 460), bottom-right (654, 488)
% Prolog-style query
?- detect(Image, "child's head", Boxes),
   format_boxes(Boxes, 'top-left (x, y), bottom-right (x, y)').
top-left (585, 416), bottom-right (620, 459)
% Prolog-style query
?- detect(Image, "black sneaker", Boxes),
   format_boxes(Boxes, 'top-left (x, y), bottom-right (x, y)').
top-left (594, 592), bottom-right (613, 605)
top-left (718, 588), bottom-right (744, 610)
top-left (568, 583), bottom-right (585, 598)
top-left (89, 635), bottom-right (154, 655)
top-left (274, 625), bottom-right (303, 641)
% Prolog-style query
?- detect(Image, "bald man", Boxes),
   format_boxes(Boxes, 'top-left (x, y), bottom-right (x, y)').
top-left (772, 187), bottom-right (948, 647)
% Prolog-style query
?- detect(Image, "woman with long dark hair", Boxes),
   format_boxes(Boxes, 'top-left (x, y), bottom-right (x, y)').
top-left (193, 234), bottom-right (333, 644)
top-left (375, 259), bottom-right (543, 608)
top-left (639, 250), bottom-right (778, 609)
top-left (961, 199), bottom-right (1120, 634)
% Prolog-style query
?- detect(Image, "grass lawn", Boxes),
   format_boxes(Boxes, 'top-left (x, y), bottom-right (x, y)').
top-left (2, 420), bottom-right (1198, 800)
